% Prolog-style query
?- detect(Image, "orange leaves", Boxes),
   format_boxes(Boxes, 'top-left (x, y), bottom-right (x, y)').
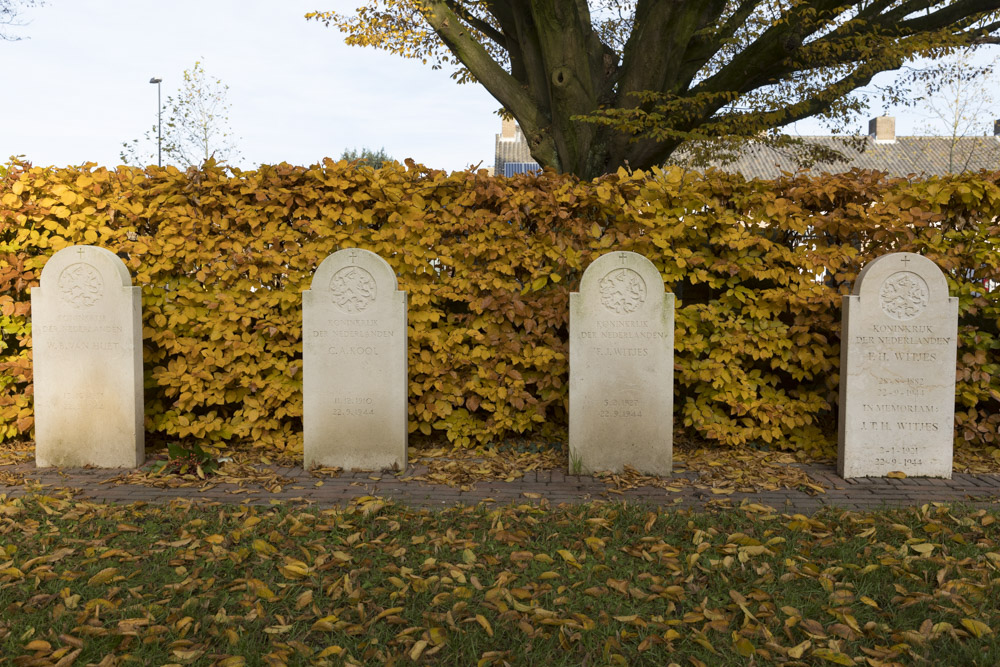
top-left (1, 161), bottom-right (999, 456)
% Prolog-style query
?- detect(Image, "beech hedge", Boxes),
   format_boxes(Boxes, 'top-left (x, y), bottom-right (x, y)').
top-left (1, 159), bottom-right (998, 457)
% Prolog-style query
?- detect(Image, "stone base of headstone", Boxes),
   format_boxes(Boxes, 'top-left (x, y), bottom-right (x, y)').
top-left (32, 245), bottom-right (144, 468)
top-left (838, 252), bottom-right (958, 479)
top-left (569, 251), bottom-right (674, 476)
top-left (303, 248), bottom-right (408, 471)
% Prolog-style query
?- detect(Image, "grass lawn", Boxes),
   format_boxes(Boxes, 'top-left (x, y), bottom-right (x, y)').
top-left (2, 493), bottom-right (999, 666)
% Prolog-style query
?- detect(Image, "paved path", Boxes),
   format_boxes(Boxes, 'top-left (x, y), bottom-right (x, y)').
top-left (3, 462), bottom-right (1000, 513)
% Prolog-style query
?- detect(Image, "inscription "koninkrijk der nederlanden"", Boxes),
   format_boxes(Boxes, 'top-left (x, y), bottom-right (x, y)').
top-left (578, 319), bottom-right (669, 340)
top-left (855, 324), bottom-right (951, 345)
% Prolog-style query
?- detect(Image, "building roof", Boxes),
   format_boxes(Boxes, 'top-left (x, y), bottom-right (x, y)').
top-left (698, 135), bottom-right (1000, 180)
top-left (492, 116), bottom-right (1000, 179)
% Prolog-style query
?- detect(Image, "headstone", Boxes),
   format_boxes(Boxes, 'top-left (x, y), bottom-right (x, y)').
top-left (31, 245), bottom-right (144, 467)
top-left (303, 248), bottom-right (408, 471)
top-left (569, 251), bottom-right (674, 475)
top-left (838, 252), bottom-right (958, 478)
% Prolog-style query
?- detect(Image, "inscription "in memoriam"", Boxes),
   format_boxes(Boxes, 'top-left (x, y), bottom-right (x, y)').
top-left (862, 403), bottom-right (940, 413)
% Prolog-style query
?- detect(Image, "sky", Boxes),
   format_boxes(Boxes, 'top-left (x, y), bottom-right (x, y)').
top-left (1, 0), bottom-right (997, 172)
top-left (1, 0), bottom-right (502, 171)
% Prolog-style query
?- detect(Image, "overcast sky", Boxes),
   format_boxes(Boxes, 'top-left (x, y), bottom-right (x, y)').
top-left (2, 1), bottom-right (997, 172)
top-left (1, 0), bottom-right (503, 171)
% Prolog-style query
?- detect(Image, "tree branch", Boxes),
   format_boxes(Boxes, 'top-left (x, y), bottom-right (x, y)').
top-left (617, 0), bottom-right (729, 97)
top-left (443, 0), bottom-right (505, 47)
top-left (679, 0), bottom-right (763, 85)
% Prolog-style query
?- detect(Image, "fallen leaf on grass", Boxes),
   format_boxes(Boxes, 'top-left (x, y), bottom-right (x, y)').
top-left (961, 618), bottom-right (993, 637)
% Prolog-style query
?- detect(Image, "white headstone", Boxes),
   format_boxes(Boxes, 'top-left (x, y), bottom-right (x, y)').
top-left (31, 245), bottom-right (144, 467)
top-left (303, 248), bottom-right (408, 471)
top-left (569, 251), bottom-right (674, 475)
top-left (838, 252), bottom-right (958, 478)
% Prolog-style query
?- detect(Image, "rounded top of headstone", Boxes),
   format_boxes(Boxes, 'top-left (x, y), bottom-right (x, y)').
top-left (852, 253), bottom-right (951, 319)
top-left (310, 248), bottom-right (398, 312)
top-left (579, 251), bottom-right (664, 316)
top-left (38, 245), bottom-right (134, 302)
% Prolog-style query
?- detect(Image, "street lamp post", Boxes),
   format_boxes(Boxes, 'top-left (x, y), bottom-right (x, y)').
top-left (149, 77), bottom-right (162, 167)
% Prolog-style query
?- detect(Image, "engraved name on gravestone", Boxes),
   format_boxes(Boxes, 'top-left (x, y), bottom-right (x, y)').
top-left (303, 248), bottom-right (408, 471)
top-left (838, 252), bottom-right (958, 479)
top-left (570, 251), bottom-right (674, 475)
top-left (32, 245), bottom-right (144, 467)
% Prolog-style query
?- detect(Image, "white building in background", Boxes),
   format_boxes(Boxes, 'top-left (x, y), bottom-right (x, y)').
top-left (494, 119), bottom-right (541, 177)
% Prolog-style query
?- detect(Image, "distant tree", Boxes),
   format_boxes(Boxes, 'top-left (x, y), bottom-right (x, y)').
top-left (309, 1), bottom-right (1000, 179)
top-left (911, 50), bottom-right (999, 172)
top-left (339, 146), bottom-right (394, 168)
top-left (1, 0), bottom-right (42, 41)
top-left (121, 61), bottom-right (241, 168)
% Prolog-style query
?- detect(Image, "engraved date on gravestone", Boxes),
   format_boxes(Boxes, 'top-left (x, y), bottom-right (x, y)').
top-left (876, 377), bottom-right (927, 397)
top-left (330, 266), bottom-right (376, 313)
top-left (600, 398), bottom-right (643, 419)
top-left (329, 395), bottom-right (375, 416)
top-left (874, 456), bottom-right (923, 467)
top-left (873, 445), bottom-right (924, 468)
top-left (879, 271), bottom-right (929, 321)
top-left (58, 263), bottom-right (104, 308)
top-left (600, 268), bottom-right (646, 314)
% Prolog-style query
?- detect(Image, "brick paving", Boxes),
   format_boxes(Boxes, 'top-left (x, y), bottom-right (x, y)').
top-left (3, 461), bottom-right (1000, 513)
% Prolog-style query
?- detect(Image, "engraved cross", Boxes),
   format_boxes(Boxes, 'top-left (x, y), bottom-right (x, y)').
top-left (77, 247), bottom-right (86, 258)
top-left (349, 248), bottom-right (358, 265)
top-left (619, 252), bottom-right (628, 265)
top-left (901, 256), bottom-right (910, 266)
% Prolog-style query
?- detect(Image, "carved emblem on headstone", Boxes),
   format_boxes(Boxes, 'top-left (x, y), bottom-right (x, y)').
top-left (599, 268), bottom-right (646, 314)
top-left (879, 271), bottom-right (929, 321)
top-left (57, 263), bottom-right (104, 308)
top-left (330, 266), bottom-right (376, 313)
